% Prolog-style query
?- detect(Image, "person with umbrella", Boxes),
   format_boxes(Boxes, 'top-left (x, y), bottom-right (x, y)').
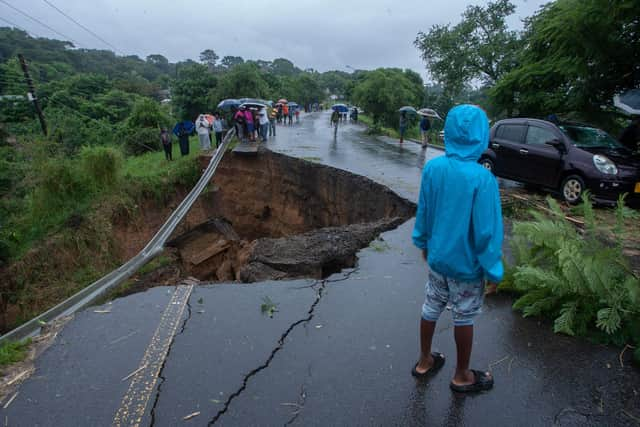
top-left (330, 108), bottom-right (340, 137)
top-left (258, 106), bottom-right (270, 142)
top-left (212, 112), bottom-right (224, 148)
top-left (399, 111), bottom-right (408, 144)
top-left (420, 115), bottom-right (431, 147)
top-left (268, 105), bottom-right (277, 137)
top-left (172, 120), bottom-right (194, 156)
top-left (234, 106), bottom-right (247, 142)
top-left (282, 103), bottom-right (290, 126)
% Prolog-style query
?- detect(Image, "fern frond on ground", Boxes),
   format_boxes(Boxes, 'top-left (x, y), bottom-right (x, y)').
top-left (503, 196), bottom-right (640, 363)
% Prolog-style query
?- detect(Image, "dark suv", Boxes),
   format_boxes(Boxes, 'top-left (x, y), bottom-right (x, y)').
top-left (479, 118), bottom-right (640, 204)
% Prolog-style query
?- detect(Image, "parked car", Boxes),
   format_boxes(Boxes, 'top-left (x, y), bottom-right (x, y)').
top-left (478, 118), bottom-right (640, 204)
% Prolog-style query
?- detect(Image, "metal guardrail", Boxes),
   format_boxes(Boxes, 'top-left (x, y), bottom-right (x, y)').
top-left (0, 128), bottom-right (236, 344)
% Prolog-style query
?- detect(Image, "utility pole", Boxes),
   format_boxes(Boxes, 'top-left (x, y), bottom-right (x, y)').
top-left (18, 54), bottom-right (47, 136)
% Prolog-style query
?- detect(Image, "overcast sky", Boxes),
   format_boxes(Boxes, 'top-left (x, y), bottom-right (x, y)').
top-left (3, 0), bottom-right (544, 78)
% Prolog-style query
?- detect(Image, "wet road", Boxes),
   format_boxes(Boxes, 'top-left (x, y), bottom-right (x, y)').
top-left (3, 112), bottom-right (639, 426)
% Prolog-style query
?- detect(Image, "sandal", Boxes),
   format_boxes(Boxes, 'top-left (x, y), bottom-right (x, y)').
top-left (411, 352), bottom-right (445, 379)
top-left (450, 369), bottom-right (494, 393)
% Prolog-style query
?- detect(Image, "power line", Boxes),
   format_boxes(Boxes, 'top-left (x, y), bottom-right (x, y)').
top-left (41, 0), bottom-right (123, 55)
top-left (0, 0), bottom-right (81, 46)
top-left (0, 15), bottom-right (29, 33)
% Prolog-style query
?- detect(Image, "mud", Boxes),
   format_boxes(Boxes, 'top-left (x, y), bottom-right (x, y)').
top-left (165, 149), bottom-right (415, 283)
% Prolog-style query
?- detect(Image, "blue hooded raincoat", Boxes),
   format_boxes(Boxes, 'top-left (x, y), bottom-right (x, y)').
top-left (412, 105), bottom-right (503, 283)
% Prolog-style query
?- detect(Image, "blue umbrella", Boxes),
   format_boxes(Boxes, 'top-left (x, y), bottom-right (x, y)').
top-left (332, 104), bottom-right (348, 113)
top-left (172, 121), bottom-right (194, 137)
top-left (217, 99), bottom-right (241, 111)
top-left (614, 89), bottom-right (640, 115)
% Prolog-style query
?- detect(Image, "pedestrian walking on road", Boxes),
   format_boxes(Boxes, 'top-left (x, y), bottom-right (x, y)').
top-left (282, 103), bottom-right (290, 126)
top-left (411, 104), bottom-right (502, 393)
top-left (160, 127), bottom-right (172, 161)
top-left (420, 116), bottom-right (431, 147)
top-left (295, 108), bottom-right (300, 123)
top-left (244, 108), bottom-right (256, 142)
top-left (196, 114), bottom-right (211, 150)
top-left (212, 113), bottom-right (223, 148)
top-left (399, 111), bottom-right (408, 144)
top-left (330, 109), bottom-right (340, 138)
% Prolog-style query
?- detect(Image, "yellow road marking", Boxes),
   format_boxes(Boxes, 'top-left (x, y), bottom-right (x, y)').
top-left (113, 284), bottom-right (193, 427)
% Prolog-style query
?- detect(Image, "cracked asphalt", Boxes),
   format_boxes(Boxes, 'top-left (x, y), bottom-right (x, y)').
top-left (2, 112), bottom-right (639, 426)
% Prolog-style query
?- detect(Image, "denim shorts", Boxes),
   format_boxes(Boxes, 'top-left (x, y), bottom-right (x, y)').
top-left (421, 269), bottom-right (485, 326)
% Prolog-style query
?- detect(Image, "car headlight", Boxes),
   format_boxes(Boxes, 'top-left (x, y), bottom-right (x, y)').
top-left (593, 154), bottom-right (618, 175)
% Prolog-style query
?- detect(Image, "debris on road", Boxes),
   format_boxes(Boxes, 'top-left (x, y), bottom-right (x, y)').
top-left (261, 296), bottom-right (279, 318)
top-left (93, 309), bottom-right (111, 314)
top-left (2, 392), bottom-right (18, 409)
top-left (120, 363), bottom-right (148, 382)
top-left (183, 411), bottom-right (200, 420)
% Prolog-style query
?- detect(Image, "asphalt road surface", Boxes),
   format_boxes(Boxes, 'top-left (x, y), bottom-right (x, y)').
top-left (3, 112), bottom-right (638, 426)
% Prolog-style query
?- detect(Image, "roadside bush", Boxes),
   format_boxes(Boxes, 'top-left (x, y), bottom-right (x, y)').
top-left (121, 127), bottom-right (161, 155)
top-left (501, 194), bottom-right (640, 363)
top-left (79, 145), bottom-right (122, 191)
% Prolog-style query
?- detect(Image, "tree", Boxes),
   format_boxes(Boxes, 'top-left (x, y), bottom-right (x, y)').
top-left (199, 49), bottom-right (219, 68)
top-left (414, 0), bottom-right (520, 94)
top-left (171, 63), bottom-right (217, 119)
top-left (490, 0), bottom-right (640, 126)
top-left (270, 58), bottom-right (299, 76)
top-left (220, 55), bottom-right (244, 69)
top-left (352, 68), bottom-right (424, 128)
top-left (214, 62), bottom-right (272, 101)
top-left (146, 54), bottom-right (170, 73)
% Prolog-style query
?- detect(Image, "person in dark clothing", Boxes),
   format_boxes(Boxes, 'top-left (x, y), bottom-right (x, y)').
top-left (399, 112), bottom-right (408, 144)
top-left (177, 122), bottom-right (190, 156)
top-left (619, 117), bottom-right (640, 153)
top-left (160, 128), bottom-right (172, 161)
top-left (420, 116), bottom-right (431, 147)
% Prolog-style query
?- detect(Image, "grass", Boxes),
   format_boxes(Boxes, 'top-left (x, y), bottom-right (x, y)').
top-left (369, 239), bottom-right (391, 252)
top-left (0, 339), bottom-right (31, 367)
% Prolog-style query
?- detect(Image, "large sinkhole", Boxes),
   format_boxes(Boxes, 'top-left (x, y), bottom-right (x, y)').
top-left (166, 149), bottom-right (416, 283)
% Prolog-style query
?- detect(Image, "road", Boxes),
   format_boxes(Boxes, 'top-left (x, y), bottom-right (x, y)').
top-left (2, 112), bottom-right (638, 426)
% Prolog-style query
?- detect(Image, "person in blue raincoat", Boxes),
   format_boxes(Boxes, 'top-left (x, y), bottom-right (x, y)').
top-left (411, 104), bottom-right (503, 393)
top-left (173, 120), bottom-right (194, 156)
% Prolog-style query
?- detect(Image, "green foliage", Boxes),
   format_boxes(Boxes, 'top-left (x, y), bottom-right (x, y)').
top-left (415, 0), bottom-right (520, 94)
top-left (260, 296), bottom-right (279, 318)
top-left (121, 127), bottom-right (161, 155)
top-left (490, 0), bottom-right (640, 125)
top-left (506, 196), bottom-right (640, 359)
top-left (213, 62), bottom-right (272, 102)
top-left (79, 145), bottom-right (122, 191)
top-left (170, 63), bottom-right (217, 120)
top-left (0, 338), bottom-right (31, 366)
top-left (352, 68), bottom-right (424, 128)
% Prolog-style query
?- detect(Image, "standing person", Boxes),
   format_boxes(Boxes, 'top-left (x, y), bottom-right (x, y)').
top-left (295, 108), bottom-right (300, 123)
top-left (330, 109), bottom-right (340, 137)
top-left (244, 107), bottom-right (255, 142)
top-left (212, 113), bottom-right (223, 148)
top-left (269, 105), bottom-right (277, 137)
top-left (174, 121), bottom-right (191, 156)
top-left (619, 116), bottom-right (640, 153)
top-left (160, 127), bottom-right (172, 161)
top-left (420, 115), bottom-right (431, 147)
top-left (411, 104), bottom-right (502, 393)
top-left (234, 107), bottom-right (246, 142)
top-left (196, 114), bottom-right (211, 150)
top-left (258, 106), bottom-right (270, 142)
top-left (399, 111), bottom-right (408, 144)
top-left (277, 104), bottom-right (283, 124)
top-left (282, 103), bottom-right (289, 126)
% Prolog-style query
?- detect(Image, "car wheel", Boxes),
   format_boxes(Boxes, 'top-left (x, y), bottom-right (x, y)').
top-left (480, 157), bottom-right (494, 173)
top-left (560, 175), bottom-right (585, 204)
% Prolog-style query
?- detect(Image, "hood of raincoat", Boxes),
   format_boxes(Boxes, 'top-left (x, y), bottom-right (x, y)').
top-left (444, 104), bottom-right (489, 161)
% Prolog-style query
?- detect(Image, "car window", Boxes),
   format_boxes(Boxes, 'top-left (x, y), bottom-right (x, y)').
top-left (559, 125), bottom-right (628, 151)
top-left (525, 126), bottom-right (557, 146)
top-left (495, 124), bottom-right (526, 143)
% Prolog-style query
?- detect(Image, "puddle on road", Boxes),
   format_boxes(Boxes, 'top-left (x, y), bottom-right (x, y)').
top-left (144, 149), bottom-right (415, 287)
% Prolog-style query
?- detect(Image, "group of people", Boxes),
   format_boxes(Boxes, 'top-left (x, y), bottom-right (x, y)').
top-left (161, 113), bottom-right (224, 161)
top-left (233, 104), bottom-right (278, 143)
top-left (274, 103), bottom-right (300, 125)
top-left (399, 111), bottom-right (432, 147)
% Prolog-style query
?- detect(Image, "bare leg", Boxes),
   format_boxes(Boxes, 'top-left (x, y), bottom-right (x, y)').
top-left (452, 325), bottom-right (487, 385)
top-left (415, 319), bottom-right (436, 373)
